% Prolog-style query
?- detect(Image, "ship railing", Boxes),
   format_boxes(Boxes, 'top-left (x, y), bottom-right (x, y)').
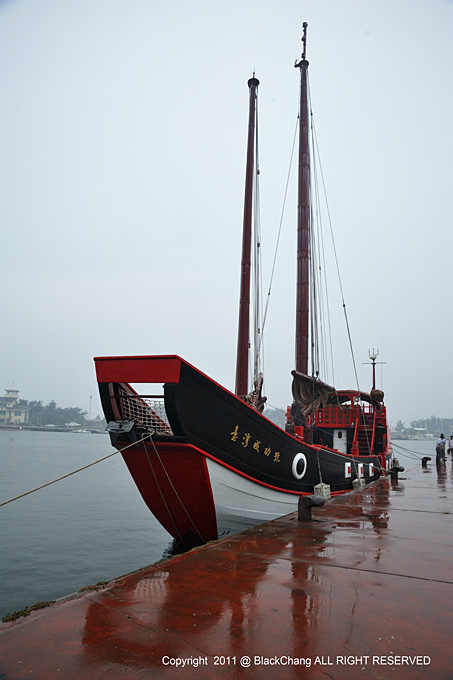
top-left (370, 407), bottom-right (377, 454)
top-left (315, 405), bottom-right (355, 428)
top-left (118, 391), bottom-right (173, 435)
top-left (314, 398), bottom-right (381, 429)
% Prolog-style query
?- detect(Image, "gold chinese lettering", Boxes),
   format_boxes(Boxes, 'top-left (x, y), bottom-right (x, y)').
top-left (230, 426), bottom-right (239, 442)
top-left (242, 433), bottom-right (251, 447)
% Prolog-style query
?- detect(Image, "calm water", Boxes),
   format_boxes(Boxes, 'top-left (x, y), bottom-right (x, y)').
top-left (0, 430), bottom-right (439, 619)
top-left (0, 430), bottom-right (185, 619)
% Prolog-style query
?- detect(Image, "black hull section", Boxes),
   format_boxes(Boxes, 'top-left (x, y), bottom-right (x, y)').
top-left (162, 362), bottom-right (387, 495)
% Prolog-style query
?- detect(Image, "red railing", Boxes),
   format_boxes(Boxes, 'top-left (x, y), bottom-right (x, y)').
top-left (314, 405), bottom-right (356, 428)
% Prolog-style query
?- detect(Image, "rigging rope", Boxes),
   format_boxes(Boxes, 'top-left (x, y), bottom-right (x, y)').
top-left (310, 113), bottom-right (361, 394)
top-left (252, 92), bottom-right (263, 388)
top-left (307, 81), bottom-right (375, 457)
top-left (259, 115), bottom-right (299, 349)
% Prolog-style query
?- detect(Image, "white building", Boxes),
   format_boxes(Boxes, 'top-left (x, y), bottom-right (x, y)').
top-left (0, 388), bottom-right (29, 425)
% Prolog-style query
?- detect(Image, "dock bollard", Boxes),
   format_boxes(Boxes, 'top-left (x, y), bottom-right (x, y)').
top-left (421, 457), bottom-right (431, 468)
top-left (389, 465), bottom-right (404, 481)
top-left (298, 494), bottom-right (325, 521)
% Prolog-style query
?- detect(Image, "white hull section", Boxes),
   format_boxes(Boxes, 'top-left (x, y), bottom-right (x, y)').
top-left (206, 457), bottom-right (299, 530)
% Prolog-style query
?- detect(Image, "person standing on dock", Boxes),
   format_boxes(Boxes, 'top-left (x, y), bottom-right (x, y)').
top-left (436, 434), bottom-right (446, 464)
top-left (447, 435), bottom-right (453, 458)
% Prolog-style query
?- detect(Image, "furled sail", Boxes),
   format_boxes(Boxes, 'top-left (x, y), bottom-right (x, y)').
top-left (291, 370), bottom-right (336, 418)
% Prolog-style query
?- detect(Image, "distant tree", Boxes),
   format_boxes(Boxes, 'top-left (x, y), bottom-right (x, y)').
top-left (27, 401), bottom-right (87, 426)
top-left (263, 406), bottom-right (286, 429)
top-left (28, 401), bottom-right (44, 425)
top-left (410, 416), bottom-right (453, 436)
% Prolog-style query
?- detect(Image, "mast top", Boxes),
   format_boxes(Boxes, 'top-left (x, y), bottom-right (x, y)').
top-left (248, 75), bottom-right (260, 88)
top-left (295, 21), bottom-right (309, 69)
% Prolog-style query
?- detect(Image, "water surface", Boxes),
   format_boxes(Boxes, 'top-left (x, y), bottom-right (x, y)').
top-left (0, 430), bottom-right (438, 619)
top-left (0, 430), bottom-right (178, 618)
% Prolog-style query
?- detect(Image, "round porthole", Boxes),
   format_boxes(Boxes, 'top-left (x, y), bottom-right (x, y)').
top-left (292, 452), bottom-right (307, 480)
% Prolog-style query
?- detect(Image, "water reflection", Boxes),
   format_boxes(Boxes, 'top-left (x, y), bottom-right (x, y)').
top-left (160, 538), bottom-right (191, 561)
top-left (436, 462), bottom-right (447, 490)
top-left (81, 529), bottom-right (292, 670)
top-left (81, 477), bottom-right (395, 673)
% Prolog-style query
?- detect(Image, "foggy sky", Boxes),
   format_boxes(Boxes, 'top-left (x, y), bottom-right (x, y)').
top-left (1, 0), bottom-right (452, 426)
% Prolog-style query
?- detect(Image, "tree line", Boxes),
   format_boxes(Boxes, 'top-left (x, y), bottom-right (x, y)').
top-left (393, 416), bottom-right (453, 436)
top-left (265, 407), bottom-right (453, 437)
top-left (18, 399), bottom-right (103, 427)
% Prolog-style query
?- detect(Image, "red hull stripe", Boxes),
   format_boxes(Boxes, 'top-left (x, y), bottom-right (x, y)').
top-left (154, 441), bottom-right (356, 498)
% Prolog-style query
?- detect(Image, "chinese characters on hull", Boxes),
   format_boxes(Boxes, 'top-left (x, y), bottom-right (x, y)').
top-left (231, 425), bottom-right (281, 463)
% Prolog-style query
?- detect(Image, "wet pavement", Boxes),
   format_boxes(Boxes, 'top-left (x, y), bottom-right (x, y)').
top-left (1, 460), bottom-right (451, 679)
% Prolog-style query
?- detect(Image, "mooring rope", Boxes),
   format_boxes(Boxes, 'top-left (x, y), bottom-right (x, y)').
top-left (2, 423), bottom-right (407, 511)
top-left (139, 436), bottom-right (186, 544)
top-left (316, 448), bottom-right (323, 484)
top-left (0, 434), bottom-right (150, 508)
top-left (146, 434), bottom-right (207, 543)
top-left (392, 441), bottom-right (433, 461)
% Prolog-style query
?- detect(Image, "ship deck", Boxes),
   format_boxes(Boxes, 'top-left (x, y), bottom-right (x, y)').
top-left (1, 460), bottom-right (451, 679)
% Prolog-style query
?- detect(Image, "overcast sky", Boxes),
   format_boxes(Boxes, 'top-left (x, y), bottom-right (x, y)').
top-left (1, 0), bottom-right (452, 426)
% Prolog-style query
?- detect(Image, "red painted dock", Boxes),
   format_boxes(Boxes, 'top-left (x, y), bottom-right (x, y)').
top-left (1, 461), bottom-right (451, 679)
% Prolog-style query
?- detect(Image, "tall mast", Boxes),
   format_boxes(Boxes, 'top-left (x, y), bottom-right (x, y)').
top-left (235, 75), bottom-right (260, 396)
top-left (295, 22), bottom-right (310, 376)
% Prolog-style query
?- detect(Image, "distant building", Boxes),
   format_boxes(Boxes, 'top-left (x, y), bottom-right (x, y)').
top-left (0, 388), bottom-right (29, 425)
top-left (84, 417), bottom-right (106, 432)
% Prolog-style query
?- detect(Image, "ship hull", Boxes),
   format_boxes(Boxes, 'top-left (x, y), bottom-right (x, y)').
top-left (96, 355), bottom-right (392, 545)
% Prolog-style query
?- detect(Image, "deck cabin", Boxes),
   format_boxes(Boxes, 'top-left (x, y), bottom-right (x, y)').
top-left (287, 389), bottom-right (390, 467)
